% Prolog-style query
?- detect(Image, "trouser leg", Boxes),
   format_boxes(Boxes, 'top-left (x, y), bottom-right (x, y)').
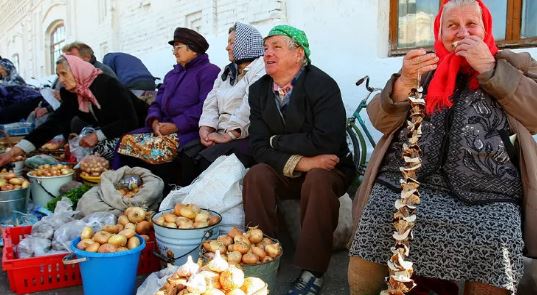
top-left (295, 168), bottom-right (346, 273)
top-left (242, 163), bottom-right (300, 237)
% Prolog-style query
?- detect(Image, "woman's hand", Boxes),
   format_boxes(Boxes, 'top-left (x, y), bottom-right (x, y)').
top-left (158, 123), bottom-right (178, 136)
top-left (80, 133), bottom-right (98, 147)
top-left (0, 147), bottom-right (25, 167)
top-left (207, 132), bottom-right (232, 144)
top-left (199, 126), bottom-right (216, 147)
top-left (455, 36), bottom-right (495, 74)
top-left (393, 49), bottom-right (439, 102)
top-left (151, 120), bottom-right (161, 136)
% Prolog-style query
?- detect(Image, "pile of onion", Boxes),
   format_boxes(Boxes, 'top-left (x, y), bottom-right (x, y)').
top-left (29, 164), bottom-right (73, 177)
top-left (381, 86), bottom-right (425, 295)
top-left (155, 253), bottom-right (267, 295)
top-left (153, 203), bottom-right (221, 229)
top-left (202, 226), bottom-right (282, 266)
top-left (80, 155), bottom-right (109, 178)
top-left (76, 206), bottom-right (154, 253)
top-left (0, 170), bottom-right (29, 191)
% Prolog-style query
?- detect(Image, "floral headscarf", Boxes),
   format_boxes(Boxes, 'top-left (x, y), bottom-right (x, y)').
top-left (62, 54), bottom-right (103, 113)
top-left (426, 0), bottom-right (497, 115)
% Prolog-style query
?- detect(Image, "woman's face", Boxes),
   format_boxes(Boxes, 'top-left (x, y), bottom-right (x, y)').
top-left (173, 42), bottom-right (198, 66)
top-left (0, 65), bottom-right (7, 78)
top-left (226, 31), bottom-right (237, 62)
top-left (56, 63), bottom-right (77, 92)
top-left (441, 3), bottom-right (485, 52)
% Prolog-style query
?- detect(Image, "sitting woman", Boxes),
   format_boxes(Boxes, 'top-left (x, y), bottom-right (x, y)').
top-left (181, 22), bottom-right (265, 179)
top-left (348, 1), bottom-right (537, 294)
top-left (0, 54), bottom-right (142, 166)
top-left (112, 27), bottom-right (219, 186)
top-left (0, 58), bottom-right (43, 123)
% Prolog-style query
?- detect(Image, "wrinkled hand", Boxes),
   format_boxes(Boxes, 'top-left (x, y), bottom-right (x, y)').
top-left (52, 90), bottom-right (61, 100)
top-left (454, 36), bottom-right (495, 74)
top-left (400, 49), bottom-right (439, 87)
top-left (0, 147), bottom-right (25, 167)
top-left (207, 132), bottom-right (232, 144)
top-left (158, 123), bottom-right (178, 136)
top-left (35, 107), bottom-right (48, 118)
top-left (79, 133), bottom-right (98, 148)
top-left (199, 126), bottom-right (216, 147)
top-left (151, 120), bottom-right (161, 136)
top-left (296, 154), bottom-right (340, 172)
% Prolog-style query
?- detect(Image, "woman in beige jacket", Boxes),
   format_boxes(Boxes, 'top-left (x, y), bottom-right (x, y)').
top-left (348, 1), bottom-right (537, 294)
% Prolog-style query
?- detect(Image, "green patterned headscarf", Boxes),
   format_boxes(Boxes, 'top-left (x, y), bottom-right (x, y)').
top-left (266, 25), bottom-right (310, 63)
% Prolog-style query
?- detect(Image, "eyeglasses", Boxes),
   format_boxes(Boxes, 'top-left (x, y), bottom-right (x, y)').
top-left (172, 45), bottom-right (187, 52)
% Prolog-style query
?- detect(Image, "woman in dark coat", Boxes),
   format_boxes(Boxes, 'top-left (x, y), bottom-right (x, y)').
top-left (0, 54), bottom-right (142, 166)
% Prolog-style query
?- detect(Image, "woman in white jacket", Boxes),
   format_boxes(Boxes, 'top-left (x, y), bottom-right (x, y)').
top-left (179, 22), bottom-right (265, 182)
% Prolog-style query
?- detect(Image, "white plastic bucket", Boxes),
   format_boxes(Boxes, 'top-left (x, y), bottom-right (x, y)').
top-left (27, 172), bottom-right (73, 208)
top-left (152, 208), bottom-right (221, 266)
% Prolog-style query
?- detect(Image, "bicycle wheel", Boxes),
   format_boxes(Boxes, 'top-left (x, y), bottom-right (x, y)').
top-left (346, 126), bottom-right (361, 171)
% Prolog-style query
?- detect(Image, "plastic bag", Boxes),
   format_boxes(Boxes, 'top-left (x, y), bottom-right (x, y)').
top-left (137, 264), bottom-right (179, 295)
top-left (52, 219), bottom-right (87, 251)
top-left (30, 222), bottom-right (55, 240)
top-left (16, 236), bottom-right (51, 258)
top-left (24, 154), bottom-right (59, 169)
top-left (160, 154), bottom-right (246, 233)
top-left (81, 211), bottom-right (117, 232)
top-left (69, 127), bottom-right (94, 162)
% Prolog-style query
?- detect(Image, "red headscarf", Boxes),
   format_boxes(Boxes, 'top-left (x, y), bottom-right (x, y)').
top-left (62, 54), bottom-right (103, 113)
top-left (426, 0), bottom-right (497, 115)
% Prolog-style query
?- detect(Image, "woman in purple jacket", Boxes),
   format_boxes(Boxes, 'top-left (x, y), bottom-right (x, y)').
top-left (114, 27), bottom-right (219, 186)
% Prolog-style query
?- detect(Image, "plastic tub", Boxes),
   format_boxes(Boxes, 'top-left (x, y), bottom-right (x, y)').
top-left (66, 235), bottom-right (146, 295)
top-left (27, 172), bottom-right (73, 208)
top-left (0, 188), bottom-right (28, 222)
top-left (152, 208), bottom-right (221, 266)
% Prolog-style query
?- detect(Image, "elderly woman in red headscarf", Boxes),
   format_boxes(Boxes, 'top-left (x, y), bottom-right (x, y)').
top-left (348, 0), bottom-right (537, 294)
top-left (0, 54), bottom-right (143, 166)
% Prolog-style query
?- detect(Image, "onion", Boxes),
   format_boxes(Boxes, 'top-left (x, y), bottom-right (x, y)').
top-left (164, 213), bottom-right (177, 223)
top-left (80, 226), bottom-right (93, 240)
top-left (217, 235), bottom-right (233, 246)
top-left (135, 220), bottom-right (152, 235)
top-left (98, 243), bottom-right (117, 253)
top-left (232, 241), bottom-right (250, 254)
top-left (118, 215), bottom-right (130, 226)
top-left (179, 206), bottom-right (196, 219)
top-left (208, 240), bottom-right (226, 254)
top-left (246, 227), bottom-right (263, 244)
top-left (234, 234), bottom-right (251, 246)
top-left (227, 227), bottom-right (243, 238)
top-left (107, 234), bottom-right (127, 247)
top-left (199, 270), bottom-right (221, 289)
top-left (251, 246), bottom-right (266, 260)
top-left (241, 252), bottom-right (259, 265)
top-left (264, 243), bottom-right (281, 258)
top-left (127, 236), bottom-right (140, 249)
top-left (77, 239), bottom-right (95, 250)
top-left (126, 207), bottom-right (146, 223)
top-left (195, 210), bottom-right (210, 223)
top-left (93, 231), bottom-right (112, 244)
top-left (208, 215), bottom-right (220, 226)
top-left (85, 243), bottom-right (100, 252)
top-left (227, 251), bottom-right (242, 265)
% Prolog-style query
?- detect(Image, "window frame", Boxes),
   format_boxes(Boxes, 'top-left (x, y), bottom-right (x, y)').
top-left (49, 22), bottom-right (65, 74)
top-left (389, 0), bottom-right (537, 56)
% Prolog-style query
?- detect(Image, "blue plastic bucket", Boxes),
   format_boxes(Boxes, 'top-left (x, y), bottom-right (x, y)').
top-left (67, 235), bottom-right (146, 295)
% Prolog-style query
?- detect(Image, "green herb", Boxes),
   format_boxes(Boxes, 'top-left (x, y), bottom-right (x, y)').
top-left (46, 184), bottom-right (92, 211)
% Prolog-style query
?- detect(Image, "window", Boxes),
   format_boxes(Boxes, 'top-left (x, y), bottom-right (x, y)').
top-left (50, 24), bottom-right (65, 74)
top-left (389, 0), bottom-right (537, 55)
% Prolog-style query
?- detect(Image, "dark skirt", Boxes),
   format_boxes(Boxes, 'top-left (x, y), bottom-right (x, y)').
top-left (349, 182), bottom-right (524, 293)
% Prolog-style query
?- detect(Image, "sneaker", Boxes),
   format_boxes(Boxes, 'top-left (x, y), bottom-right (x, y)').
top-left (287, 270), bottom-right (323, 295)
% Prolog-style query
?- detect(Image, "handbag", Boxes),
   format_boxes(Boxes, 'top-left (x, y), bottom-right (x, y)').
top-left (117, 133), bottom-right (179, 164)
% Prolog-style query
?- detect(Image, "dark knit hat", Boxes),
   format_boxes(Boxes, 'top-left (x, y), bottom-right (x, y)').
top-left (168, 27), bottom-right (209, 53)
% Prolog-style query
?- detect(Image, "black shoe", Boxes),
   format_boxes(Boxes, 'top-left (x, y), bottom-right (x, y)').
top-left (286, 270), bottom-right (323, 295)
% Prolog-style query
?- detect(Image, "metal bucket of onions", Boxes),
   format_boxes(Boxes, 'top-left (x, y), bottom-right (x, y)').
top-left (200, 226), bottom-right (282, 292)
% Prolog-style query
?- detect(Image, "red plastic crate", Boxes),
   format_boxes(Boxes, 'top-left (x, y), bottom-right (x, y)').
top-left (2, 226), bottom-right (160, 294)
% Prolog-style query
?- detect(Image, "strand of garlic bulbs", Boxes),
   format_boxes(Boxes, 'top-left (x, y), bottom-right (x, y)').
top-left (381, 84), bottom-right (425, 295)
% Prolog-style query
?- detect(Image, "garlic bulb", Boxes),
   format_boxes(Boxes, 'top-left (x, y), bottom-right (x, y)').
top-left (177, 255), bottom-right (200, 277)
top-left (219, 265), bottom-right (244, 291)
top-left (207, 250), bottom-right (229, 273)
top-left (186, 273), bottom-right (207, 293)
top-left (240, 277), bottom-right (266, 295)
